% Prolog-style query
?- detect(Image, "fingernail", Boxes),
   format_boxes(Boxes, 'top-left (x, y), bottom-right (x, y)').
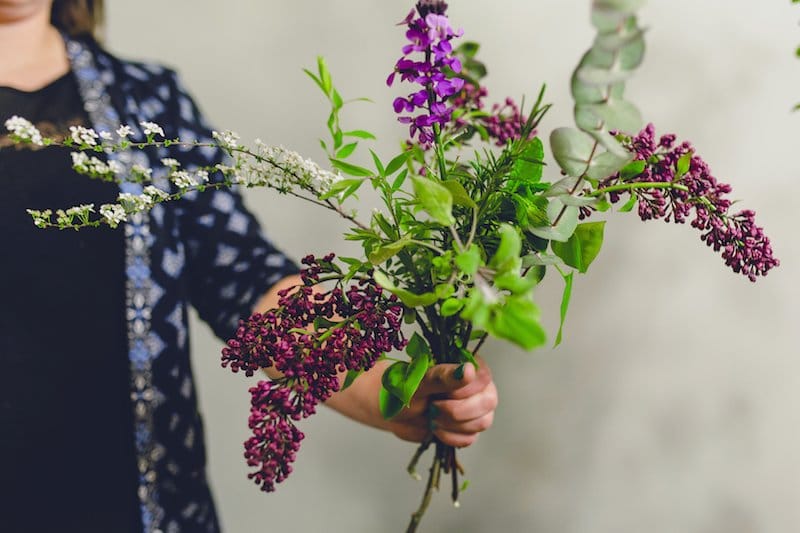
top-left (453, 363), bottom-right (465, 380)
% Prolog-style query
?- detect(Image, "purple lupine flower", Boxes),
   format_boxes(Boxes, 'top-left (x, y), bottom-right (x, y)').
top-left (388, 2), bottom-right (464, 147)
top-left (222, 254), bottom-right (406, 491)
top-left (586, 124), bottom-right (779, 281)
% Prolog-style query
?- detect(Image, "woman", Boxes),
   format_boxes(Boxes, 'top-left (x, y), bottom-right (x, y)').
top-left (0, 1), bottom-right (498, 532)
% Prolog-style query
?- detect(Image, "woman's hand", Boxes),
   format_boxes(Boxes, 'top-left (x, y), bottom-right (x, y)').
top-left (325, 356), bottom-right (498, 448)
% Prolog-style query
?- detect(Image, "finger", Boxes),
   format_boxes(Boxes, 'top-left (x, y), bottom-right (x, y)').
top-left (433, 427), bottom-right (480, 448)
top-left (415, 357), bottom-right (496, 399)
top-left (434, 411), bottom-right (494, 435)
top-left (432, 381), bottom-right (498, 424)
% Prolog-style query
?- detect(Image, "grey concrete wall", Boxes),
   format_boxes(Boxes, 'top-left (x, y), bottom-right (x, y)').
top-left (106, 1), bottom-right (799, 532)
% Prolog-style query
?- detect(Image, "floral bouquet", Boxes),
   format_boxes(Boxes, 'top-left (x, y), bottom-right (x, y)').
top-left (6, 0), bottom-right (779, 530)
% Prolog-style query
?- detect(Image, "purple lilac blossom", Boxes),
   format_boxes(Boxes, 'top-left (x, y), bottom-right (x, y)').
top-left (587, 124), bottom-right (779, 282)
top-left (387, 3), bottom-right (464, 147)
top-left (222, 254), bottom-right (406, 491)
top-left (451, 83), bottom-right (533, 146)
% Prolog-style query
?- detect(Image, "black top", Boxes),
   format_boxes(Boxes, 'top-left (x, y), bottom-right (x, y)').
top-left (0, 73), bottom-right (140, 532)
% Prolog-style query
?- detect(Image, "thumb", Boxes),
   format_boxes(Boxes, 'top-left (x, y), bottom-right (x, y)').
top-left (415, 362), bottom-right (476, 398)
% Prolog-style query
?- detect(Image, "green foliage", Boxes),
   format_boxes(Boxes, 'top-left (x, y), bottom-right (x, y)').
top-left (551, 222), bottom-right (606, 273)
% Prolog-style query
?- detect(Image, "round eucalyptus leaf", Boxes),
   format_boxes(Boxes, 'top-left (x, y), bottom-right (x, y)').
top-left (587, 129), bottom-right (628, 159)
top-left (618, 32), bottom-right (646, 70)
top-left (576, 99), bottom-right (642, 134)
top-left (550, 127), bottom-right (596, 177)
top-left (594, 0), bottom-right (647, 14)
top-left (571, 69), bottom-right (625, 105)
top-left (576, 65), bottom-right (633, 87)
top-left (585, 150), bottom-right (633, 181)
top-left (594, 27), bottom-right (644, 52)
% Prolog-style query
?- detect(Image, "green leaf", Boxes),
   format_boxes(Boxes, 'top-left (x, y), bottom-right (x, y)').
top-left (319, 178), bottom-right (365, 200)
top-left (343, 129), bottom-right (377, 140)
top-left (317, 56), bottom-right (332, 95)
top-left (487, 297), bottom-right (546, 350)
top-left (550, 127), bottom-right (595, 177)
top-left (554, 271), bottom-right (574, 347)
top-left (455, 244), bottom-right (482, 275)
top-left (550, 221), bottom-right (605, 273)
top-left (368, 238), bottom-right (411, 265)
top-left (373, 271), bottom-right (438, 307)
top-left (619, 194), bottom-right (638, 212)
top-left (391, 169), bottom-right (408, 191)
top-left (411, 176), bottom-right (455, 226)
top-left (336, 142), bottom-right (358, 159)
top-left (379, 387), bottom-right (405, 419)
top-left (331, 88), bottom-right (344, 110)
top-left (406, 332), bottom-right (432, 361)
top-left (381, 352), bottom-right (431, 407)
top-left (489, 224), bottom-right (522, 274)
top-left (368, 150), bottom-right (385, 176)
top-left (510, 138), bottom-right (545, 184)
top-left (440, 298), bottom-right (464, 317)
top-left (330, 158), bottom-right (373, 177)
top-left (619, 159), bottom-right (646, 180)
top-left (441, 180), bottom-right (478, 209)
top-left (456, 41), bottom-right (480, 58)
top-left (341, 369), bottom-right (363, 391)
top-left (385, 151), bottom-right (411, 176)
top-left (675, 152), bottom-right (692, 179)
top-left (302, 68), bottom-right (325, 94)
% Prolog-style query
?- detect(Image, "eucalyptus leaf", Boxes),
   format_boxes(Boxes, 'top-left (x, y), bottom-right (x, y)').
top-left (587, 129), bottom-right (628, 158)
top-left (528, 199), bottom-right (579, 242)
top-left (585, 150), bottom-right (632, 181)
top-left (522, 252), bottom-right (564, 267)
top-left (576, 66), bottom-right (632, 87)
top-left (550, 127), bottom-right (595, 177)
top-left (575, 99), bottom-right (642, 134)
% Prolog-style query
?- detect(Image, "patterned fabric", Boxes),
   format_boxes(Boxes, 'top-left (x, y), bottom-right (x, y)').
top-left (66, 36), bottom-right (299, 533)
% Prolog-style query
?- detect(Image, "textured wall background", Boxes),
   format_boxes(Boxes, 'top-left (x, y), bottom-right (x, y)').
top-left (106, 2), bottom-right (799, 532)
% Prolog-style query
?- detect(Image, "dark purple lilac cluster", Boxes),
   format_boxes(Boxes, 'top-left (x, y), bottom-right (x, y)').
top-left (387, 1), bottom-right (464, 147)
top-left (451, 83), bottom-right (531, 146)
top-left (594, 124), bottom-right (779, 281)
top-left (222, 254), bottom-right (406, 491)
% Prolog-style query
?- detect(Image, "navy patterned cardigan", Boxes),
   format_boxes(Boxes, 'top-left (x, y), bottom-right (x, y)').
top-left (66, 35), bottom-right (298, 532)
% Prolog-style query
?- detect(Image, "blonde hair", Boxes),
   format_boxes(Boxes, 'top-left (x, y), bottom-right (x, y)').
top-left (50, 0), bottom-right (103, 38)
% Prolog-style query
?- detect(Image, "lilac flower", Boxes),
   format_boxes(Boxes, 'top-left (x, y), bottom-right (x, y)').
top-left (451, 84), bottom-right (533, 146)
top-left (588, 124), bottom-right (779, 281)
top-left (222, 254), bottom-right (406, 491)
top-left (388, 2), bottom-right (464, 147)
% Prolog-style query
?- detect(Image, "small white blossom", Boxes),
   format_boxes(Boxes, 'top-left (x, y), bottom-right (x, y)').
top-left (69, 125), bottom-right (99, 146)
top-left (108, 160), bottom-right (124, 175)
top-left (99, 130), bottom-right (113, 141)
top-left (26, 209), bottom-right (52, 228)
top-left (5, 115), bottom-right (43, 145)
top-left (140, 121), bottom-right (165, 137)
top-left (212, 130), bottom-right (241, 149)
top-left (195, 169), bottom-right (209, 183)
top-left (99, 203), bottom-right (127, 228)
top-left (161, 158), bottom-right (180, 168)
top-left (117, 192), bottom-right (153, 212)
top-left (116, 125), bottom-right (134, 138)
top-left (132, 164), bottom-right (153, 180)
top-left (143, 185), bottom-right (170, 202)
top-left (170, 170), bottom-right (197, 188)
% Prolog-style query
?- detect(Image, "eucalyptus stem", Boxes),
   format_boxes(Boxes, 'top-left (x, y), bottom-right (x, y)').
top-left (590, 181), bottom-right (690, 196)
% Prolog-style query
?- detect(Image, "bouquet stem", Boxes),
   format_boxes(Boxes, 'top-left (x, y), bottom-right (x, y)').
top-left (406, 439), bottom-right (463, 533)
